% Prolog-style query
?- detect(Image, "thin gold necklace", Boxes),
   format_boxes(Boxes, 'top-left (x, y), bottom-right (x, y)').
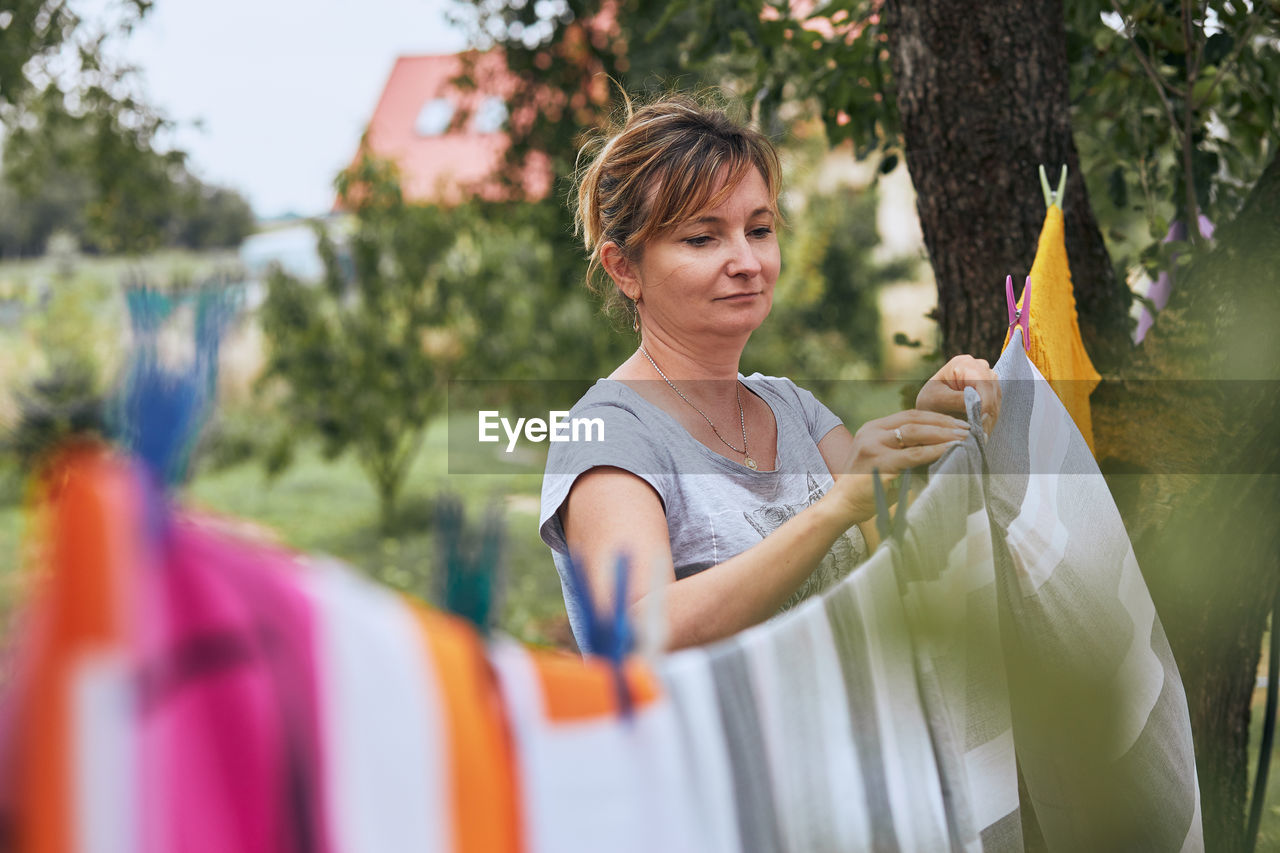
top-left (638, 345), bottom-right (758, 470)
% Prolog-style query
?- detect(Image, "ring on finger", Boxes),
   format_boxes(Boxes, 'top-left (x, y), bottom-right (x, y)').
top-left (894, 427), bottom-right (905, 448)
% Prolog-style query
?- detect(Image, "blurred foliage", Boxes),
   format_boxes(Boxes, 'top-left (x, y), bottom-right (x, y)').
top-left (0, 1), bottom-right (252, 258)
top-left (1066, 0), bottom-right (1280, 275)
top-left (0, 0), bottom-right (151, 111)
top-left (749, 182), bottom-right (915, 413)
top-left (455, 0), bottom-right (1279, 284)
top-left (437, 197), bottom-right (632, 392)
top-left (259, 151), bottom-right (636, 526)
top-left (0, 266), bottom-right (118, 492)
top-left (2, 360), bottom-right (105, 476)
top-left (192, 404), bottom-right (278, 477)
top-left (258, 154), bottom-right (455, 530)
top-left (0, 87), bottom-right (255, 257)
top-left (448, 0), bottom-right (925, 402)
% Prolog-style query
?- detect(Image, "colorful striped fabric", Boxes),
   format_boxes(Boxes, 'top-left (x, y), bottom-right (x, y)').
top-left (1, 331), bottom-right (1201, 851)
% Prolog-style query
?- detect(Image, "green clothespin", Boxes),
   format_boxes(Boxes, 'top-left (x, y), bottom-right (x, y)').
top-left (434, 496), bottom-right (504, 635)
top-left (872, 466), bottom-right (913, 546)
top-left (1038, 164), bottom-right (1068, 209)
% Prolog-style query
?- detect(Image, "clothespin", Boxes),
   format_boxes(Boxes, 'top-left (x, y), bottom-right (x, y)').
top-left (562, 552), bottom-right (635, 718)
top-left (872, 466), bottom-right (913, 547)
top-left (1038, 164), bottom-right (1068, 209)
top-left (111, 283), bottom-right (236, 488)
top-left (434, 497), bottom-right (503, 636)
top-left (1005, 274), bottom-right (1031, 353)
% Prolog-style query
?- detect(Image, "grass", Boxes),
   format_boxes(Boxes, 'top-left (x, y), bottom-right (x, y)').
top-left (186, 415), bottom-right (572, 648)
top-left (0, 248), bottom-right (242, 291)
top-left (1249, 637), bottom-right (1280, 852)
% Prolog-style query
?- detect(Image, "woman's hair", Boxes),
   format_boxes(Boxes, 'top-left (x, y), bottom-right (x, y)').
top-left (572, 91), bottom-right (783, 323)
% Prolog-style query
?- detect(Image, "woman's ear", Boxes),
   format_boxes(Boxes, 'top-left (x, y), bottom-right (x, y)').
top-left (601, 241), bottom-right (641, 302)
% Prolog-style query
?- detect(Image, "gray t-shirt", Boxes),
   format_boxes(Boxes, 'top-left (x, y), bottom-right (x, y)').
top-left (539, 373), bottom-right (868, 650)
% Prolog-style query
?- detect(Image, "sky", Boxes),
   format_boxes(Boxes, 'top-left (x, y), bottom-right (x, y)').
top-left (115, 0), bottom-right (469, 218)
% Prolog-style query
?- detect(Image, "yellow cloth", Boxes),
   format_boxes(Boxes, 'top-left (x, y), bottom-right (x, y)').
top-left (1003, 205), bottom-right (1101, 454)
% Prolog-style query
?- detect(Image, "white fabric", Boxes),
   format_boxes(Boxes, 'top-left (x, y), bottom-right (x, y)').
top-left (305, 557), bottom-right (449, 853)
top-left (488, 639), bottom-right (706, 853)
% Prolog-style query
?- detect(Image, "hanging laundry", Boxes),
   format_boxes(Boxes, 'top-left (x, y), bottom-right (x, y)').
top-left (138, 517), bottom-right (332, 853)
top-left (980, 330), bottom-right (1202, 850)
top-left (304, 556), bottom-right (451, 853)
top-left (489, 639), bottom-right (706, 853)
top-left (0, 330), bottom-right (1203, 853)
top-left (409, 605), bottom-right (521, 853)
top-left (1, 446), bottom-right (144, 853)
top-left (1002, 205), bottom-right (1103, 453)
top-left (658, 652), bottom-right (743, 853)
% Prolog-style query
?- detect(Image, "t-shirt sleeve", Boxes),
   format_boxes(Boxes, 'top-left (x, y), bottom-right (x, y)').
top-left (769, 376), bottom-right (845, 444)
top-left (538, 401), bottom-right (671, 556)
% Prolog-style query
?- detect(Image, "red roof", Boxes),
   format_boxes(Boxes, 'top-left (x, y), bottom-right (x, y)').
top-left (345, 51), bottom-right (551, 207)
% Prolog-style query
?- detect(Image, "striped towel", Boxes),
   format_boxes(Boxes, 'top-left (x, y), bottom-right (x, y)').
top-left (979, 330), bottom-right (1202, 850)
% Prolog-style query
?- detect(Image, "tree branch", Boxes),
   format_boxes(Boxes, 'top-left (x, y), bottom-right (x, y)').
top-left (1191, 12), bottom-right (1260, 112)
top-left (1181, 0), bottom-right (1201, 244)
top-left (1107, 0), bottom-right (1185, 138)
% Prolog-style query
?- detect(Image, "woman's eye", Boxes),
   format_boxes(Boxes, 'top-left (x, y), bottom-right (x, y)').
top-left (751, 227), bottom-right (774, 238)
top-left (684, 235), bottom-right (712, 247)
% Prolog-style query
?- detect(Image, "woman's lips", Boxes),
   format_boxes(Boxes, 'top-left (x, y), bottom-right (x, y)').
top-left (715, 292), bottom-right (761, 301)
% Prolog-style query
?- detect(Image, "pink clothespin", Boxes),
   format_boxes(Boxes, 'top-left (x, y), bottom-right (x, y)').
top-left (1006, 274), bottom-right (1031, 352)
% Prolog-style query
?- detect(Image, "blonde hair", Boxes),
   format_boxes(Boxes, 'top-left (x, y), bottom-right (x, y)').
top-left (572, 91), bottom-right (783, 324)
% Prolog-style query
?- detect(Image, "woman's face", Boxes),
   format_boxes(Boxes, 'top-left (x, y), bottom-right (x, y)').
top-left (627, 167), bottom-right (780, 343)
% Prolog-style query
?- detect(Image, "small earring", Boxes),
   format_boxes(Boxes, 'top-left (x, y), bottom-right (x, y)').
top-left (631, 300), bottom-right (639, 333)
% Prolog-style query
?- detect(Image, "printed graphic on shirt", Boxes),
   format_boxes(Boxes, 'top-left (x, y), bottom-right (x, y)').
top-left (742, 473), bottom-right (865, 609)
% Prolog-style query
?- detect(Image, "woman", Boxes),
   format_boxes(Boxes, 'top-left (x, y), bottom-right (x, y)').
top-left (539, 95), bottom-right (999, 652)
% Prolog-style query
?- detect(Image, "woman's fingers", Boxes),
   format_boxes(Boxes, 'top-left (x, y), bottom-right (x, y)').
top-left (869, 440), bottom-right (959, 485)
top-left (917, 383), bottom-right (967, 418)
top-left (918, 354), bottom-right (1002, 432)
top-left (953, 361), bottom-right (1000, 431)
top-left (881, 421), bottom-right (971, 449)
top-left (879, 408), bottom-right (971, 431)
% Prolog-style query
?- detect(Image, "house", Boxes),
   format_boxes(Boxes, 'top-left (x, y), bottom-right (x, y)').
top-left (343, 51), bottom-right (552, 207)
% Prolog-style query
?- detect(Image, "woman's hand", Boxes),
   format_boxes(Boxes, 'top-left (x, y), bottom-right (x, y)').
top-left (916, 355), bottom-right (1001, 434)
top-left (822, 410), bottom-right (972, 526)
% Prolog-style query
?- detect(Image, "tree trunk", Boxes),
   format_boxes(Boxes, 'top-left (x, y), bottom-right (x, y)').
top-left (883, 0), bottom-right (1130, 368)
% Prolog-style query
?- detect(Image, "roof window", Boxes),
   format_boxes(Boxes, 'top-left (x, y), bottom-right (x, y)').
top-left (473, 96), bottom-right (508, 134)
top-left (415, 98), bottom-right (455, 136)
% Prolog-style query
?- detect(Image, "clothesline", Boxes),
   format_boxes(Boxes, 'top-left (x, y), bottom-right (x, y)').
top-left (0, 330), bottom-right (1201, 852)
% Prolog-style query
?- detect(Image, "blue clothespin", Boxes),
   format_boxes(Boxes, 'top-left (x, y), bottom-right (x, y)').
top-left (111, 283), bottom-right (236, 487)
top-left (1039, 164), bottom-right (1068, 209)
top-left (434, 497), bottom-right (503, 636)
top-left (562, 552), bottom-right (635, 719)
top-left (1006, 274), bottom-right (1031, 353)
top-left (872, 466), bottom-right (913, 547)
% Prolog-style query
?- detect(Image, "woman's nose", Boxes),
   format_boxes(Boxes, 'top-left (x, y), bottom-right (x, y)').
top-left (725, 236), bottom-right (763, 277)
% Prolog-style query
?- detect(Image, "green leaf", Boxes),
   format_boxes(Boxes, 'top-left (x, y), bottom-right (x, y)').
top-left (1204, 31), bottom-right (1234, 65)
top-left (893, 332), bottom-right (922, 349)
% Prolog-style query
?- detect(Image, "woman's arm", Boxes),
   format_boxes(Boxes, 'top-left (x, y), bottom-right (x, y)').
top-left (559, 409), bottom-right (971, 650)
top-left (815, 425), bottom-right (881, 552)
